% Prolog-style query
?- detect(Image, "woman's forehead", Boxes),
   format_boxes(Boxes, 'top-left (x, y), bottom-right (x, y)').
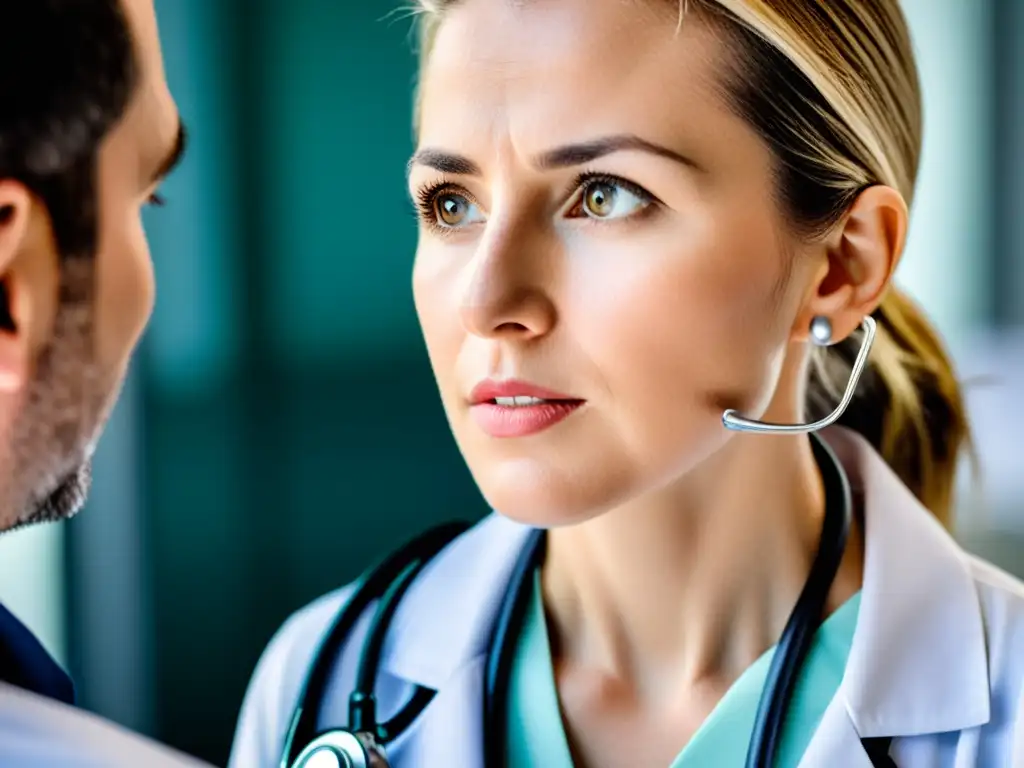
top-left (417, 1), bottom-right (738, 166)
top-left (423, 0), bottom-right (712, 92)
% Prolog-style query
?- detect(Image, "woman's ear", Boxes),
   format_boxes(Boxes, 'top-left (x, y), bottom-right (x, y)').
top-left (0, 181), bottom-right (37, 393)
top-left (793, 184), bottom-right (907, 344)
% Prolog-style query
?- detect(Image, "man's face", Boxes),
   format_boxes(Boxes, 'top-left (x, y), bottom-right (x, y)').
top-left (0, 0), bottom-right (182, 529)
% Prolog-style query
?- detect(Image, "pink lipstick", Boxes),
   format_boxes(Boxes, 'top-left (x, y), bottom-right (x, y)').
top-left (468, 379), bottom-right (584, 438)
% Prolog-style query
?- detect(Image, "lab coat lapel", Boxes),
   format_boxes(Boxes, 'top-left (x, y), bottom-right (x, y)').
top-left (375, 514), bottom-right (534, 768)
top-left (386, 657), bottom-right (486, 767)
top-left (791, 428), bottom-right (992, 766)
top-left (797, 695), bottom-right (876, 768)
top-left (378, 514), bottom-right (534, 690)
top-left (820, 427), bottom-right (989, 739)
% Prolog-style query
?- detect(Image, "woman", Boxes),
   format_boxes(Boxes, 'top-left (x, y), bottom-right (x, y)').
top-left (229, 1), bottom-right (1024, 766)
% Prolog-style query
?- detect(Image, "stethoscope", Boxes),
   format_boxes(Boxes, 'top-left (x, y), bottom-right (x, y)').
top-left (280, 317), bottom-right (888, 768)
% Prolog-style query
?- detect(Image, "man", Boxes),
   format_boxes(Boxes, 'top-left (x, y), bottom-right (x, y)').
top-left (0, 0), bottom-right (211, 764)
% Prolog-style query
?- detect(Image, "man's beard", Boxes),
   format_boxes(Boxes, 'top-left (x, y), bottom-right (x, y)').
top-left (1, 256), bottom-right (111, 531)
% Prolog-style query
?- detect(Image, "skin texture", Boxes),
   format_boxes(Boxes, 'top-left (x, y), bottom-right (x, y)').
top-left (0, 0), bottom-right (181, 531)
top-left (410, 2), bottom-right (907, 766)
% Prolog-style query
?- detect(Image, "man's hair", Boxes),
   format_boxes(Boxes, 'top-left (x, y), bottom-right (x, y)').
top-left (0, 0), bottom-right (136, 264)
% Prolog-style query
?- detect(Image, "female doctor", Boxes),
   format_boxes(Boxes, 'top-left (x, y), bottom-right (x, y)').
top-left (229, 1), bottom-right (1024, 766)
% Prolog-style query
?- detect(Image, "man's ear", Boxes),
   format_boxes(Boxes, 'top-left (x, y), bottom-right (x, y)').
top-left (793, 184), bottom-right (908, 344)
top-left (0, 180), bottom-right (37, 393)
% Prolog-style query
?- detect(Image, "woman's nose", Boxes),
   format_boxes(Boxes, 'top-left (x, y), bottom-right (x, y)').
top-left (458, 222), bottom-right (557, 342)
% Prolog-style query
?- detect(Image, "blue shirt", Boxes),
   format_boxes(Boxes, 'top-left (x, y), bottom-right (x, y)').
top-left (507, 571), bottom-right (861, 766)
top-left (0, 602), bottom-right (73, 705)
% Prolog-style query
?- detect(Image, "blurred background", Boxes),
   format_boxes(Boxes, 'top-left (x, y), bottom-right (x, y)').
top-left (0, 0), bottom-right (1021, 765)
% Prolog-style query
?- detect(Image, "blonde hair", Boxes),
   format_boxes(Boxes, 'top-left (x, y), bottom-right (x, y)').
top-left (411, 0), bottom-right (970, 528)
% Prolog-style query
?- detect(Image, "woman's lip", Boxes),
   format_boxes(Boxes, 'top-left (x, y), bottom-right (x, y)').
top-left (468, 378), bottom-right (579, 405)
top-left (469, 400), bottom-right (584, 438)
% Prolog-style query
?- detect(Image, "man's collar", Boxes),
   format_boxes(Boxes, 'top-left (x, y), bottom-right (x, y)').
top-left (0, 601), bottom-right (74, 706)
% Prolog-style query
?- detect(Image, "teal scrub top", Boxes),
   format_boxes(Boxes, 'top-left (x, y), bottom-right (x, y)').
top-left (506, 571), bottom-right (861, 767)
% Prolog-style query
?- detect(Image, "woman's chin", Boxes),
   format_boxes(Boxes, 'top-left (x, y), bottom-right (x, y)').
top-left (473, 462), bottom-right (632, 529)
top-left (491, 504), bottom-right (598, 529)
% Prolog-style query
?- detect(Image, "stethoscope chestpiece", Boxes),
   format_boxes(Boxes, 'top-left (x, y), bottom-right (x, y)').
top-left (290, 730), bottom-right (390, 768)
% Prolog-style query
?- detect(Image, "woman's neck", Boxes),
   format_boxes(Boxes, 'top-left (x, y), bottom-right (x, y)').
top-left (542, 432), bottom-right (864, 702)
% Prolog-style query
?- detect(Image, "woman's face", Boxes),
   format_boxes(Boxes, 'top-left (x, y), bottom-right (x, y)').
top-left (410, 0), bottom-right (820, 525)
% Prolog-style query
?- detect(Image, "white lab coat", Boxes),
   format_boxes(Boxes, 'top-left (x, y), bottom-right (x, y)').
top-left (228, 427), bottom-right (1024, 766)
top-left (0, 681), bottom-right (213, 767)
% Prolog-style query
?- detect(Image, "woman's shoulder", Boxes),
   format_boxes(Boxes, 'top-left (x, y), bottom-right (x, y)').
top-left (262, 513), bottom-right (529, 657)
top-left (227, 513), bottom-right (529, 767)
top-left (227, 585), bottom-right (358, 767)
top-left (965, 554), bottom-right (1024, 661)
top-left (948, 553), bottom-right (1024, 760)
top-left (255, 585), bottom-right (359, 692)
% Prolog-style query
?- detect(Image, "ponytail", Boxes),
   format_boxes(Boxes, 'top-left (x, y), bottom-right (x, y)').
top-left (681, 0), bottom-right (971, 527)
top-left (807, 287), bottom-right (970, 528)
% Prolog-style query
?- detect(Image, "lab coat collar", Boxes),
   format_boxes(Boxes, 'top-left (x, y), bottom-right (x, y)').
top-left (381, 427), bottom-right (991, 740)
top-left (820, 427), bottom-right (990, 737)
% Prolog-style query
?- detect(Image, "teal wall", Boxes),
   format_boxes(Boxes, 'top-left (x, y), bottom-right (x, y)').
top-left (140, 1), bottom-right (484, 762)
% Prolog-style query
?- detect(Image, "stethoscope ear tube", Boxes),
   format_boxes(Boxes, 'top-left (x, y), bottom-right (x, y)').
top-left (743, 433), bottom-right (853, 768)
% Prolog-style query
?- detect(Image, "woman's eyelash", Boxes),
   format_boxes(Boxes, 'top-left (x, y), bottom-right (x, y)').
top-left (567, 172), bottom-right (655, 208)
top-left (412, 172), bottom-right (658, 230)
top-left (409, 180), bottom-right (473, 234)
top-left (413, 180), bottom-right (464, 230)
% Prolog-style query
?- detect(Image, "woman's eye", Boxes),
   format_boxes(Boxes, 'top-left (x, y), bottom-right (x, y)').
top-left (433, 192), bottom-right (484, 228)
top-left (579, 180), bottom-right (650, 220)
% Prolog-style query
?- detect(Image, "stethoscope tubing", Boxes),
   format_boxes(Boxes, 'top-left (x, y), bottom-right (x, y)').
top-left (743, 434), bottom-right (852, 767)
top-left (482, 528), bottom-right (547, 767)
top-left (282, 520), bottom-right (471, 766)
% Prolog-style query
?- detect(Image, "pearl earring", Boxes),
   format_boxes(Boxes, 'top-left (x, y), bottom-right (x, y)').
top-left (809, 315), bottom-right (833, 347)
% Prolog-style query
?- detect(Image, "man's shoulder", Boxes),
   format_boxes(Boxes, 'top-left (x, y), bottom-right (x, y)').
top-left (0, 682), bottom-right (211, 767)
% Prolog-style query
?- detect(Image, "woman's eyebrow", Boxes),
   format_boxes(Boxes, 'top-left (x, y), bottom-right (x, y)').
top-left (407, 149), bottom-right (480, 176)
top-left (408, 133), bottom-right (700, 177)
top-left (534, 134), bottom-right (700, 171)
